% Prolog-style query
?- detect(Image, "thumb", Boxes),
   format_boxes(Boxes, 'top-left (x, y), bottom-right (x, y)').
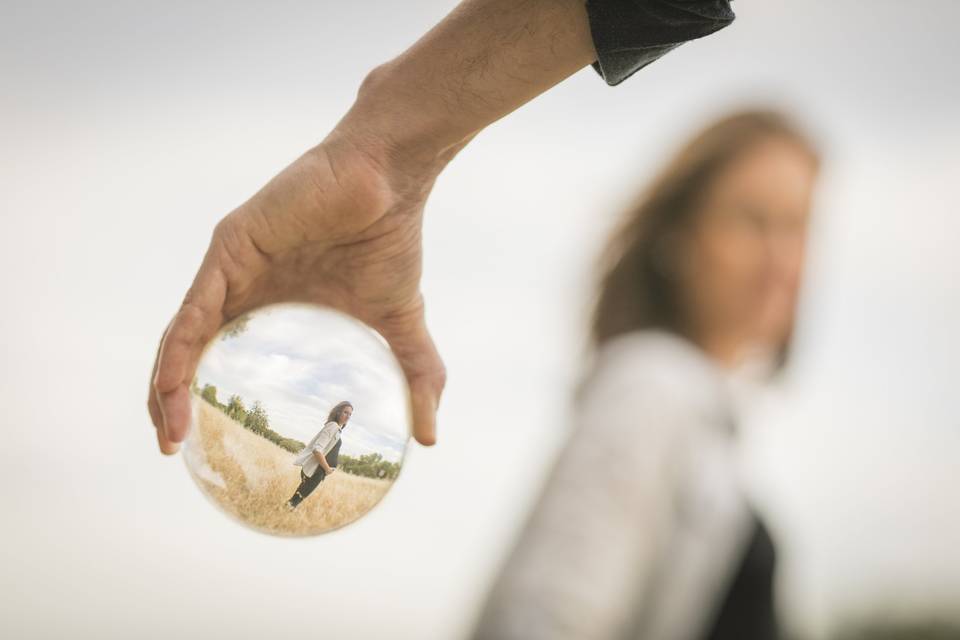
top-left (153, 252), bottom-right (228, 445)
top-left (373, 295), bottom-right (446, 446)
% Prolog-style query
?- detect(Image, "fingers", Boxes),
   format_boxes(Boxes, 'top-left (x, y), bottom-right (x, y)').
top-left (374, 296), bottom-right (447, 447)
top-left (147, 323), bottom-right (180, 455)
top-left (151, 252), bottom-right (227, 449)
top-left (156, 422), bottom-right (181, 455)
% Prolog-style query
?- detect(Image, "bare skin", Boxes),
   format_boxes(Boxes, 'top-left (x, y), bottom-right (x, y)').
top-left (147, 0), bottom-right (597, 455)
top-left (678, 137), bottom-right (819, 366)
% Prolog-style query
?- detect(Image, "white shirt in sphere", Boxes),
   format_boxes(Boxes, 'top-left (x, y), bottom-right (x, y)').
top-left (293, 421), bottom-right (342, 477)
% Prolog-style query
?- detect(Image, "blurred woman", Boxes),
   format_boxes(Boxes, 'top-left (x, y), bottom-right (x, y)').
top-left (470, 109), bottom-right (821, 640)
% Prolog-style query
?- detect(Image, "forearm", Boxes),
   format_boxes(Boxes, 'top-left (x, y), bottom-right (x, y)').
top-left (312, 450), bottom-right (333, 472)
top-left (335, 0), bottom-right (596, 178)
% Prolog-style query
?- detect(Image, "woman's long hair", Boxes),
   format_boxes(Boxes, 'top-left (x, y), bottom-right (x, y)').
top-left (588, 108), bottom-right (820, 370)
top-left (327, 401), bottom-right (353, 426)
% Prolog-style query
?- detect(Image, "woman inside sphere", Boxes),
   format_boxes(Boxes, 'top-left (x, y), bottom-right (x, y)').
top-left (471, 109), bottom-right (821, 640)
top-left (287, 400), bottom-right (353, 509)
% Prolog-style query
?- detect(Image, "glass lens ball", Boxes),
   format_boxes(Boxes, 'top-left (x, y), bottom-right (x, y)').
top-left (183, 302), bottom-right (412, 536)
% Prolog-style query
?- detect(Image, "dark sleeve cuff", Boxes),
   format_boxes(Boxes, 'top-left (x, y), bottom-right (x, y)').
top-left (585, 0), bottom-right (736, 86)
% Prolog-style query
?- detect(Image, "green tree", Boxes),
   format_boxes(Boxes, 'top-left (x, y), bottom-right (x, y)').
top-left (200, 384), bottom-right (219, 408)
top-left (196, 387), bottom-right (305, 454)
top-left (278, 437), bottom-right (306, 453)
top-left (339, 452), bottom-right (401, 480)
top-left (243, 400), bottom-right (270, 434)
top-left (224, 394), bottom-right (248, 423)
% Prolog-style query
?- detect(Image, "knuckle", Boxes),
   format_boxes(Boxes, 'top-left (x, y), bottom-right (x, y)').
top-left (177, 300), bottom-right (207, 328)
top-left (153, 363), bottom-right (177, 392)
top-left (211, 216), bottom-right (248, 273)
top-left (153, 306), bottom-right (203, 392)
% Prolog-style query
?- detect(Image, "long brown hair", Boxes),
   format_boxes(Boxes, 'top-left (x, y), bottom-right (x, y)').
top-left (588, 108), bottom-right (820, 368)
top-left (327, 401), bottom-right (353, 426)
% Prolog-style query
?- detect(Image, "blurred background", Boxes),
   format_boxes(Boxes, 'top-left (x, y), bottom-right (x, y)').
top-left (1, 1), bottom-right (958, 638)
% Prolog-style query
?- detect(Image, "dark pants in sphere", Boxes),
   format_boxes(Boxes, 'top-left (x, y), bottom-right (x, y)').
top-left (288, 469), bottom-right (325, 508)
top-left (287, 439), bottom-right (342, 508)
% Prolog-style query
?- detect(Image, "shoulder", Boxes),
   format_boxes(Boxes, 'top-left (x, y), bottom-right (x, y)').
top-left (313, 421), bottom-right (337, 438)
top-left (585, 329), bottom-right (721, 393)
top-left (576, 328), bottom-right (733, 433)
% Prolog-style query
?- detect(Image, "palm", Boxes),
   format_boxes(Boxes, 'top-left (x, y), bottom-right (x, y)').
top-left (147, 137), bottom-right (445, 454)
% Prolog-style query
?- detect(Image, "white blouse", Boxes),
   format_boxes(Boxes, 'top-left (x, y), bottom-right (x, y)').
top-left (292, 420), bottom-right (342, 477)
top-left (471, 328), bottom-right (762, 640)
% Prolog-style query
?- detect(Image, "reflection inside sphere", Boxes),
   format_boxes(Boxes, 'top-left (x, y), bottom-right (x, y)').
top-left (183, 303), bottom-right (412, 536)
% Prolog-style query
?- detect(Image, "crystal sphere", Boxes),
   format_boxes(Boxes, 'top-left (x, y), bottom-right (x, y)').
top-left (183, 302), bottom-right (411, 536)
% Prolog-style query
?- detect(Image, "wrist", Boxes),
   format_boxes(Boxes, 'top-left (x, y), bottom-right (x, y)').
top-left (334, 62), bottom-right (477, 188)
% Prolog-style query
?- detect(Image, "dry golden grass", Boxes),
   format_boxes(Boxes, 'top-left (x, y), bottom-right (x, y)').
top-left (185, 394), bottom-right (394, 536)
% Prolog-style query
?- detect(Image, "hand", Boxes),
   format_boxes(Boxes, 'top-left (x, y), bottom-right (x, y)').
top-left (325, 467), bottom-right (337, 476)
top-left (147, 0), bottom-right (600, 457)
top-left (147, 121), bottom-right (449, 455)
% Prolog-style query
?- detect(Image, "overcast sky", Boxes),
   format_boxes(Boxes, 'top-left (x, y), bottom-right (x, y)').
top-left (2, 1), bottom-right (958, 639)
top-left (195, 304), bottom-right (409, 461)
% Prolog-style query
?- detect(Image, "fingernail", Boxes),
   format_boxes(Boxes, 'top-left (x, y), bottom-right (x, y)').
top-left (156, 428), bottom-right (179, 455)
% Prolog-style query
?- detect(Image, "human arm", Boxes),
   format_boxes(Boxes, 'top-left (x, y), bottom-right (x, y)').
top-left (468, 345), bottom-right (687, 639)
top-left (309, 423), bottom-right (339, 473)
top-left (146, 0), bottom-right (597, 455)
top-left (146, 0), bottom-right (735, 455)
top-left (469, 332), bottom-right (752, 640)
top-left (312, 451), bottom-right (335, 475)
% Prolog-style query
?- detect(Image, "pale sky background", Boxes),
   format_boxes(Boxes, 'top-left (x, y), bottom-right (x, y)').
top-left (2, 1), bottom-right (959, 639)
top-left (195, 304), bottom-right (409, 461)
